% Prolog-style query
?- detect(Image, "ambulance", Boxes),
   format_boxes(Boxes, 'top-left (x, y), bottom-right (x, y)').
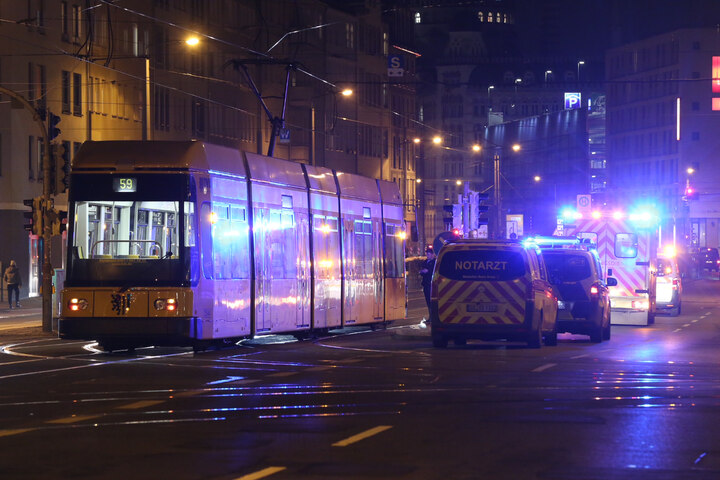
top-left (560, 208), bottom-right (659, 326)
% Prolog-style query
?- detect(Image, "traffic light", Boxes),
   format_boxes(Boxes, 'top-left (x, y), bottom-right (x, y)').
top-left (476, 192), bottom-right (490, 227)
top-left (47, 111), bottom-right (61, 141)
top-left (685, 186), bottom-right (699, 201)
top-left (53, 143), bottom-right (70, 194)
top-left (22, 197), bottom-right (43, 235)
top-left (49, 209), bottom-right (68, 236)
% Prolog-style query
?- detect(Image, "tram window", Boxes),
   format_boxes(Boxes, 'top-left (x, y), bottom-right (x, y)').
top-left (213, 203), bottom-right (231, 279)
top-left (281, 195), bottom-right (293, 209)
top-left (200, 202), bottom-right (213, 278)
top-left (230, 205), bottom-right (250, 279)
top-left (313, 215), bottom-right (326, 230)
top-left (384, 223), bottom-right (404, 278)
top-left (326, 217), bottom-right (338, 231)
top-left (184, 202), bottom-right (196, 247)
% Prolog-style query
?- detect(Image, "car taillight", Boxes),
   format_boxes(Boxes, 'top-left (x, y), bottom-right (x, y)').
top-left (590, 284), bottom-right (599, 295)
top-left (672, 278), bottom-right (679, 289)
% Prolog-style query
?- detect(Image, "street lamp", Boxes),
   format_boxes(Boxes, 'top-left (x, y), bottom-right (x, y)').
top-left (544, 70), bottom-right (552, 83)
top-left (577, 60), bottom-right (585, 81)
top-left (491, 142), bottom-right (522, 239)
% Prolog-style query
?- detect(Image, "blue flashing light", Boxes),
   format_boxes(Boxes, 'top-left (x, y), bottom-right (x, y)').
top-left (561, 208), bottom-right (582, 220)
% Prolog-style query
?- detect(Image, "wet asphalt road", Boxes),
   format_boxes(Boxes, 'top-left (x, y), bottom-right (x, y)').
top-left (0, 280), bottom-right (719, 480)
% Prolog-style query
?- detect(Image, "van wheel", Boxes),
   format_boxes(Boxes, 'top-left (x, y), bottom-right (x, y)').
top-left (669, 304), bottom-right (680, 317)
top-left (528, 325), bottom-right (542, 348)
top-left (603, 310), bottom-right (612, 340)
top-left (432, 334), bottom-right (448, 348)
top-left (544, 315), bottom-right (558, 346)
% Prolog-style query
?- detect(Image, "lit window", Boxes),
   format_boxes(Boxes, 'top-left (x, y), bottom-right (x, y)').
top-left (478, 11), bottom-right (483, 22)
top-left (488, 12), bottom-right (493, 22)
top-left (713, 98), bottom-right (720, 111)
top-left (415, 12), bottom-right (421, 23)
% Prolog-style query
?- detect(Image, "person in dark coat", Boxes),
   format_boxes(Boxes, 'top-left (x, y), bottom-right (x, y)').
top-left (419, 246), bottom-right (436, 315)
top-left (3, 260), bottom-right (22, 309)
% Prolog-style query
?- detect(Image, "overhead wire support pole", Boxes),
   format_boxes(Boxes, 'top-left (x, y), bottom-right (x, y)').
top-left (231, 59), bottom-right (298, 157)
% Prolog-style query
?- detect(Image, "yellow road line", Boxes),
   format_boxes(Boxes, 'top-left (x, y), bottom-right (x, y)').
top-left (0, 428), bottom-right (34, 437)
top-left (47, 414), bottom-right (102, 424)
top-left (116, 400), bottom-right (165, 410)
top-left (234, 466), bottom-right (287, 480)
top-left (332, 425), bottom-right (393, 447)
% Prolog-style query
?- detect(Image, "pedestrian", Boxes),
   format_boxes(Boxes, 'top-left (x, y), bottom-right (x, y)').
top-left (3, 260), bottom-right (22, 309)
top-left (419, 246), bottom-right (436, 321)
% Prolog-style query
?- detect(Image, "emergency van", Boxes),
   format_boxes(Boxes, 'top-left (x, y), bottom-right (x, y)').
top-left (430, 239), bottom-right (558, 348)
top-left (561, 210), bottom-right (658, 326)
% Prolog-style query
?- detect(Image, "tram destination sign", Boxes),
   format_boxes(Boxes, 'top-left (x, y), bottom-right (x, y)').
top-left (113, 177), bottom-right (137, 193)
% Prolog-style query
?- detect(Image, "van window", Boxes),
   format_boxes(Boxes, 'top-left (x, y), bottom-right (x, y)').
top-left (544, 254), bottom-right (591, 282)
top-left (438, 249), bottom-right (526, 281)
top-left (615, 233), bottom-right (638, 258)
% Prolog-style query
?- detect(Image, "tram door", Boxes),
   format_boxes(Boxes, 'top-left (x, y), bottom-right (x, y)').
top-left (252, 190), bottom-right (311, 334)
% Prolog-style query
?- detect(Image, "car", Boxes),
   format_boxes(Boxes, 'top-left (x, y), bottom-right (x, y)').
top-left (656, 255), bottom-right (682, 316)
top-left (430, 239), bottom-right (558, 349)
top-left (541, 246), bottom-right (617, 343)
top-left (697, 247), bottom-right (720, 272)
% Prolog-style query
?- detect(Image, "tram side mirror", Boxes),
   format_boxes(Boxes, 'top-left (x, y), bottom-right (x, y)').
top-left (606, 277), bottom-right (618, 287)
top-left (607, 268), bottom-right (613, 276)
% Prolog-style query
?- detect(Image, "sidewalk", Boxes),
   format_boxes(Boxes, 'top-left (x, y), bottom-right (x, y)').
top-left (0, 296), bottom-right (44, 335)
top-left (0, 295), bottom-right (43, 317)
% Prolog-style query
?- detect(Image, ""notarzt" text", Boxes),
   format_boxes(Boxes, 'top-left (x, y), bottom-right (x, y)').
top-left (455, 260), bottom-right (508, 271)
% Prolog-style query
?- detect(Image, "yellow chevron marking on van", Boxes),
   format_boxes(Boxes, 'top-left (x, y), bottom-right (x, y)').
top-left (47, 414), bottom-right (102, 424)
top-left (117, 400), bottom-right (165, 410)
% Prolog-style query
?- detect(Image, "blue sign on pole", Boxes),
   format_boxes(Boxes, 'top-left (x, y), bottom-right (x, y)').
top-left (387, 55), bottom-right (405, 77)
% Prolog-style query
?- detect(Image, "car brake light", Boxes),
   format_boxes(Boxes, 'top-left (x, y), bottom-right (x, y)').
top-left (590, 285), bottom-right (599, 295)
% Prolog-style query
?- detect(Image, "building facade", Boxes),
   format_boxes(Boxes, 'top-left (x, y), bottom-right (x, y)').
top-left (606, 28), bottom-right (720, 249)
top-left (0, 0), bottom-right (420, 299)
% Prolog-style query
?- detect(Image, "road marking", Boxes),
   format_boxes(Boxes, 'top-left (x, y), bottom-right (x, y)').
top-left (332, 425), bottom-right (393, 447)
top-left (683, 324), bottom-right (691, 327)
top-left (234, 466), bottom-right (287, 480)
top-left (673, 328), bottom-right (682, 333)
top-left (570, 354), bottom-right (589, 359)
top-left (692, 319), bottom-right (699, 323)
top-left (117, 400), bottom-right (165, 410)
top-left (47, 414), bottom-right (102, 424)
top-left (0, 428), bottom-right (34, 437)
top-left (532, 363), bottom-right (557, 372)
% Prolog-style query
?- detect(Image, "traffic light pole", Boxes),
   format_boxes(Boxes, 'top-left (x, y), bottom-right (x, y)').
top-left (0, 86), bottom-right (53, 332)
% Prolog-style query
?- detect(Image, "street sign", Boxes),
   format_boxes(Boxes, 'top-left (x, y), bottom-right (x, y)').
top-left (506, 214), bottom-right (524, 239)
top-left (387, 55), bottom-right (405, 77)
top-left (576, 194), bottom-right (591, 216)
top-left (278, 128), bottom-right (291, 144)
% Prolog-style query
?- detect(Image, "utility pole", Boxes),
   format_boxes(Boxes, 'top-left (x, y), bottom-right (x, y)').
top-left (493, 152), bottom-right (502, 239)
top-left (0, 86), bottom-right (53, 332)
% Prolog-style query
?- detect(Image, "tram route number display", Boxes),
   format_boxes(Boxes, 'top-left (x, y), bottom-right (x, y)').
top-left (113, 177), bottom-right (137, 193)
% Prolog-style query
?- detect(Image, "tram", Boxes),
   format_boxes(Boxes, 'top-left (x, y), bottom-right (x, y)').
top-left (57, 141), bottom-right (406, 350)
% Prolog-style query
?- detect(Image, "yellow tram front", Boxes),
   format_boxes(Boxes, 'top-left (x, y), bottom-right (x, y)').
top-left (58, 169), bottom-right (198, 351)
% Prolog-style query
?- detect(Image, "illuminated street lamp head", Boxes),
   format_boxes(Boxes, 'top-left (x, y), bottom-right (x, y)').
top-left (533, 175), bottom-right (541, 182)
top-left (432, 136), bottom-right (442, 145)
top-left (416, 178), bottom-right (422, 183)
top-left (455, 180), bottom-right (462, 186)
top-left (687, 167), bottom-right (695, 174)
top-left (472, 144), bottom-right (481, 153)
top-left (341, 88), bottom-right (353, 97)
top-left (512, 144), bottom-right (521, 152)
top-left (413, 137), bottom-right (421, 144)
top-left (185, 36), bottom-right (200, 46)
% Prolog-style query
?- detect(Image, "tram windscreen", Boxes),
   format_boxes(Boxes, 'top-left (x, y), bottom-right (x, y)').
top-left (65, 173), bottom-right (196, 287)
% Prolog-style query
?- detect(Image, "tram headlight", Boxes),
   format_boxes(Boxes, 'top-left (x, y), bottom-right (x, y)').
top-left (154, 298), bottom-right (177, 311)
top-left (68, 298), bottom-right (89, 311)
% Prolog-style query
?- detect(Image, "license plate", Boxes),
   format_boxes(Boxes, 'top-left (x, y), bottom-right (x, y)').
top-left (467, 303), bottom-right (498, 313)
